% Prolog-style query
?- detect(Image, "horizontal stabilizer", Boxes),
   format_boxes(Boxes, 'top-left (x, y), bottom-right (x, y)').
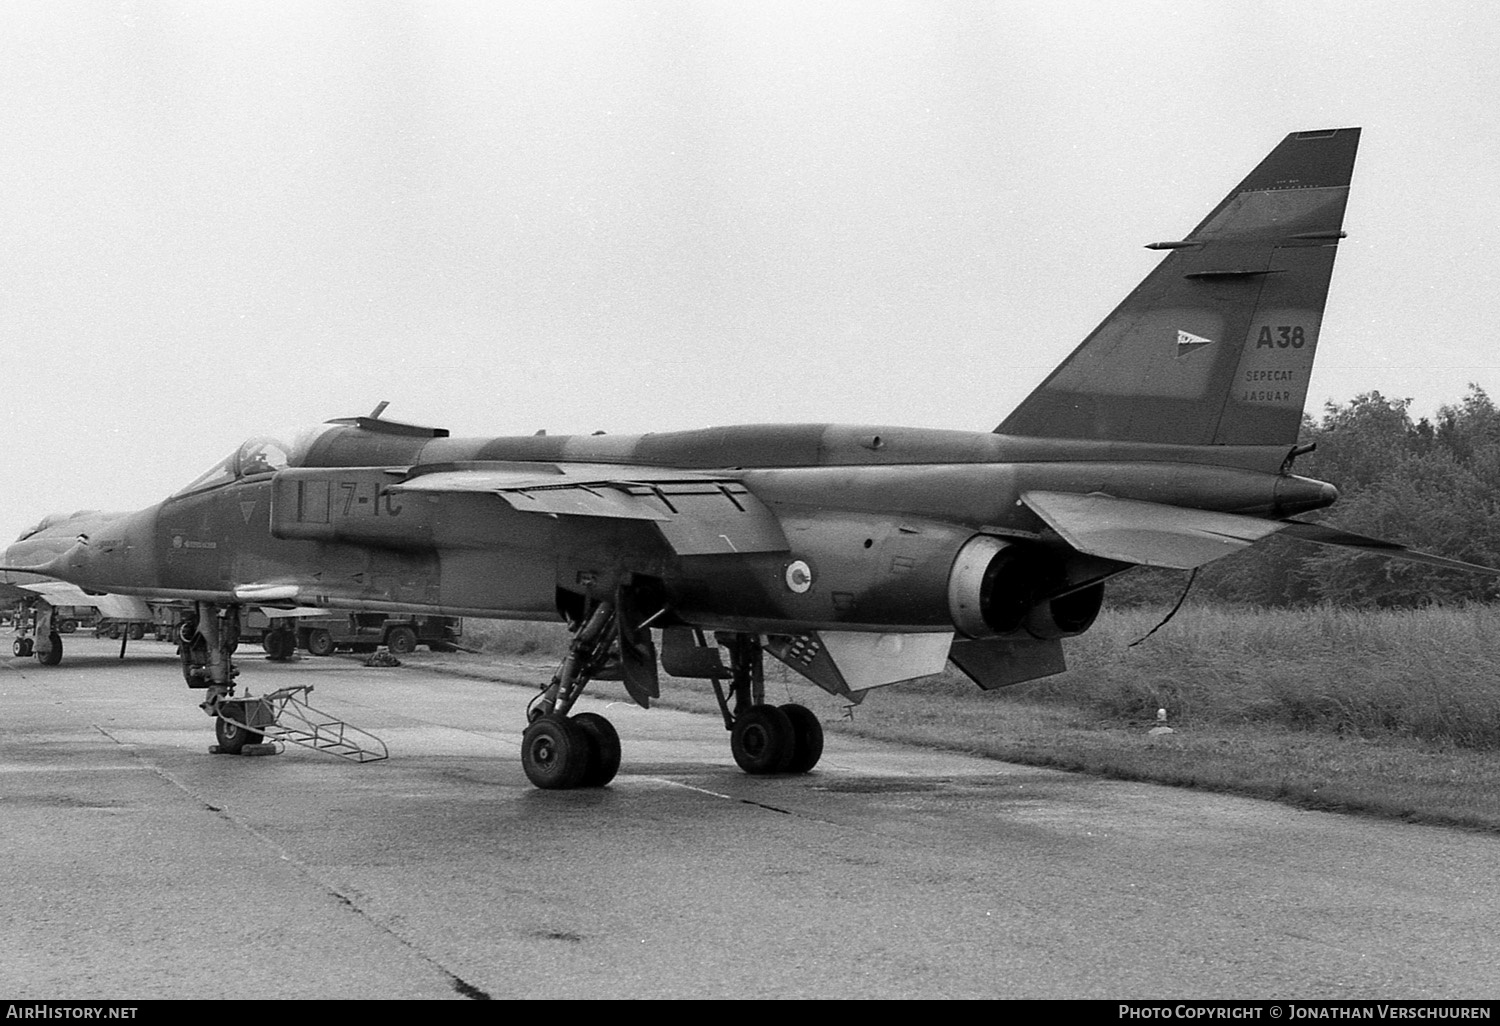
top-left (1021, 491), bottom-right (1500, 577)
top-left (1278, 521), bottom-right (1500, 576)
top-left (1022, 491), bottom-right (1283, 570)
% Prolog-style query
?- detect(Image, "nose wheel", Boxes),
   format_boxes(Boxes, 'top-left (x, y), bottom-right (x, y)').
top-left (36, 632), bottom-right (63, 666)
top-left (214, 713), bottom-right (266, 754)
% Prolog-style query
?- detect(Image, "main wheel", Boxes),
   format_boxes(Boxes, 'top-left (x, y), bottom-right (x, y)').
top-left (730, 704), bottom-right (795, 775)
top-left (521, 714), bottom-right (591, 790)
top-left (262, 631), bottom-right (294, 661)
top-left (215, 714), bottom-right (264, 754)
top-left (306, 629), bottom-right (334, 657)
top-left (36, 633), bottom-right (62, 666)
top-left (572, 712), bottom-right (622, 788)
top-left (385, 626), bottom-right (417, 655)
top-left (779, 704), bottom-right (825, 773)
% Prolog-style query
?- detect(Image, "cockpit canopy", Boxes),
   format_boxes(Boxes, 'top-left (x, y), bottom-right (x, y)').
top-left (171, 427), bottom-right (331, 499)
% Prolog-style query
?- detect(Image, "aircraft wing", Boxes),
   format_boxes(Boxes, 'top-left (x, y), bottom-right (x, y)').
top-left (12, 579), bottom-right (153, 620)
top-left (390, 462), bottom-right (789, 555)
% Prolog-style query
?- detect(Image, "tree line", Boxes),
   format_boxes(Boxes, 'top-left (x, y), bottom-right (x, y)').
top-left (1110, 385), bottom-right (1500, 608)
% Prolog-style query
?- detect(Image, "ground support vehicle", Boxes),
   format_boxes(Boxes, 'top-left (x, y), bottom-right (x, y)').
top-left (296, 613), bottom-right (462, 656)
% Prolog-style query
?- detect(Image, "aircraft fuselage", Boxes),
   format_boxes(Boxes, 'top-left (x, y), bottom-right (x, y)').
top-left (4, 422), bottom-right (1335, 636)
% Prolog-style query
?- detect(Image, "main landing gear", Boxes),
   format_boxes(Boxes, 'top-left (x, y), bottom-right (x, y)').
top-left (715, 633), bottom-right (824, 776)
top-left (520, 603), bottom-right (824, 790)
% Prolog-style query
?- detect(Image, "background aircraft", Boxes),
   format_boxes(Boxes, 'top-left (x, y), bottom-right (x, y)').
top-left (4, 511), bottom-right (155, 663)
top-left (6, 127), bottom-right (1490, 789)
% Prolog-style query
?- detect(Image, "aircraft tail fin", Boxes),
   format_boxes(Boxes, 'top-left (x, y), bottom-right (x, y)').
top-left (997, 128), bottom-right (1360, 447)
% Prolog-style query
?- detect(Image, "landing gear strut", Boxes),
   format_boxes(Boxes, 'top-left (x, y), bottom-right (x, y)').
top-left (517, 605), bottom-right (824, 789)
top-left (179, 603), bottom-right (255, 750)
top-left (521, 602), bottom-right (622, 789)
top-left (11, 600), bottom-right (63, 666)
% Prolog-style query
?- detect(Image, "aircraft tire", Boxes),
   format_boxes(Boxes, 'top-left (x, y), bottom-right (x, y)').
top-left (731, 704), bottom-right (795, 775)
top-left (306, 629), bottom-right (335, 657)
top-left (37, 634), bottom-right (63, 666)
top-left (385, 626), bottom-right (417, 655)
top-left (572, 712), bottom-right (621, 788)
top-left (779, 704), bottom-right (825, 774)
top-left (263, 631), bottom-right (294, 661)
top-left (521, 714), bottom-right (591, 790)
top-left (215, 714), bottom-right (264, 754)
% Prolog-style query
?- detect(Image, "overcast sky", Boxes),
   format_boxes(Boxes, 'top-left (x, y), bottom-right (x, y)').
top-left (3, 0), bottom-right (1498, 536)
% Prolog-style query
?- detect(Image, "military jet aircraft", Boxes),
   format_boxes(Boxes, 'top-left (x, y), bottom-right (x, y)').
top-left (5, 511), bottom-right (156, 663)
top-left (6, 127), bottom-right (1490, 788)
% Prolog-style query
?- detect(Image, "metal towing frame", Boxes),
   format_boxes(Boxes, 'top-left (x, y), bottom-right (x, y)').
top-left (213, 684), bottom-right (389, 763)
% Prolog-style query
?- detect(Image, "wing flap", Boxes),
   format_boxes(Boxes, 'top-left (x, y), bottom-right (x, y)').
top-left (496, 486), bottom-right (669, 521)
top-left (1022, 490), bottom-right (1284, 569)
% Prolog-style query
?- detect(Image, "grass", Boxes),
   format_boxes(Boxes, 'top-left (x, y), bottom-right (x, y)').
top-left (1041, 605), bottom-right (1500, 748)
top-left (447, 607), bottom-right (1500, 831)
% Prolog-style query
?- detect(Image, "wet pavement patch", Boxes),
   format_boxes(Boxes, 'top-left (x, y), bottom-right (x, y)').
top-left (530, 928), bottom-right (584, 943)
top-left (813, 779), bottom-right (943, 794)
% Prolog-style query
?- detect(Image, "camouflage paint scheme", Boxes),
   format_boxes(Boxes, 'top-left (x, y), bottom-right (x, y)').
top-left (2, 130), bottom-right (1362, 663)
top-left (9, 128), bottom-right (1487, 784)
